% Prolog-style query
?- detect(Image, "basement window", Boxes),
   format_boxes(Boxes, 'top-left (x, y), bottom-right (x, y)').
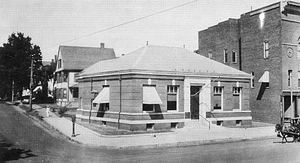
top-left (146, 123), bottom-right (154, 130)
top-left (171, 122), bottom-right (178, 129)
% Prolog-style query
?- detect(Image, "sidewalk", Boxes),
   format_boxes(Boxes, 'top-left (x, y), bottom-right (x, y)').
top-left (26, 104), bottom-right (277, 149)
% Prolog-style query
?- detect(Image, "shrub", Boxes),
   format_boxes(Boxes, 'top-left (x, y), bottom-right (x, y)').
top-left (58, 107), bottom-right (68, 115)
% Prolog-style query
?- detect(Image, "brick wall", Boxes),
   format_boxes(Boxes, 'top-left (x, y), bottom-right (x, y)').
top-left (198, 19), bottom-right (240, 69)
top-left (211, 80), bottom-right (250, 112)
top-left (79, 75), bottom-right (185, 119)
top-left (240, 7), bottom-right (282, 124)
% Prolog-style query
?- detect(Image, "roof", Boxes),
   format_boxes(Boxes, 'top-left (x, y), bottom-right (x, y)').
top-left (58, 45), bottom-right (116, 70)
top-left (79, 45), bottom-right (251, 78)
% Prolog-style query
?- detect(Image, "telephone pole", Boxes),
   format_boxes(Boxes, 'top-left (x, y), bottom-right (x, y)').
top-left (29, 58), bottom-right (33, 112)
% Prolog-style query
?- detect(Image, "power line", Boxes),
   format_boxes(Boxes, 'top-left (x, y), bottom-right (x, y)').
top-left (45, 0), bottom-right (198, 49)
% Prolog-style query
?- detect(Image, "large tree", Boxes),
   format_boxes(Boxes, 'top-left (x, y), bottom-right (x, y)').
top-left (0, 32), bottom-right (43, 100)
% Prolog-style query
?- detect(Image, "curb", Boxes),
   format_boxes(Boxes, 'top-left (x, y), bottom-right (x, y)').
top-left (108, 135), bottom-right (275, 150)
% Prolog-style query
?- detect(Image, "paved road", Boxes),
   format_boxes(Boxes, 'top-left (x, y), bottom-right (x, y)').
top-left (1, 102), bottom-right (300, 163)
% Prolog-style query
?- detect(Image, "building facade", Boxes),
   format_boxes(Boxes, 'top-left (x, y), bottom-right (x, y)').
top-left (197, 1), bottom-right (300, 124)
top-left (54, 43), bottom-right (116, 107)
top-left (76, 45), bottom-right (252, 131)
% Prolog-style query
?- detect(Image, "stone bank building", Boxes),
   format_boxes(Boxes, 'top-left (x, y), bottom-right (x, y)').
top-left (76, 45), bottom-right (251, 131)
top-left (197, 1), bottom-right (300, 124)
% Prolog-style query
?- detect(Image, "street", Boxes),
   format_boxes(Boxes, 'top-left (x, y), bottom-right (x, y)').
top-left (1, 102), bottom-right (300, 163)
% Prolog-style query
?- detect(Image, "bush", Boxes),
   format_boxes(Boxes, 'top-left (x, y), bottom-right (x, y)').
top-left (58, 107), bottom-right (68, 115)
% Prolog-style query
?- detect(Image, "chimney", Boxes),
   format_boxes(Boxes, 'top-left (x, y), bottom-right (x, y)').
top-left (100, 43), bottom-right (105, 49)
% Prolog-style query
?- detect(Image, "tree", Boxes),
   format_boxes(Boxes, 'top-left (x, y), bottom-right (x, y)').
top-left (0, 32), bottom-right (43, 100)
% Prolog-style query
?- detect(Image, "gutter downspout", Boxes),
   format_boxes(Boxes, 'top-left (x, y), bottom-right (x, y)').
top-left (118, 75), bottom-right (122, 129)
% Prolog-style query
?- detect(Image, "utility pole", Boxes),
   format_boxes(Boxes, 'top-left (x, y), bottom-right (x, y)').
top-left (11, 80), bottom-right (14, 103)
top-left (29, 58), bottom-right (33, 112)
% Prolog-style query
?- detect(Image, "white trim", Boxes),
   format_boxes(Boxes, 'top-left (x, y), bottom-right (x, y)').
top-left (207, 116), bottom-right (252, 121)
top-left (211, 110), bottom-right (251, 113)
top-left (76, 115), bottom-right (186, 124)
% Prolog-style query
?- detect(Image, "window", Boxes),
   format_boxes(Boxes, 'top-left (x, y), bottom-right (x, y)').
top-left (213, 87), bottom-right (223, 95)
top-left (167, 86), bottom-right (179, 111)
top-left (298, 71), bottom-right (300, 88)
top-left (288, 70), bottom-right (292, 87)
top-left (263, 41), bottom-right (269, 59)
top-left (224, 49), bottom-right (228, 63)
top-left (63, 73), bottom-right (68, 82)
top-left (63, 89), bottom-right (67, 99)
top-left (142, 85), bottom-right (162, 112)
top-left (58, 59), bottom-right (62, 69)
top-left (55, 88), bottom-right (60, 99)
top-left (99, 103), bottom-right (109, 111)
top-left (233, 87), bottom-right (241, 95)
top-left (208, 52), bottom-right (212, 59)
top-left (93, 86), bottom-right (110, 110)
top-left (56, 73), bottom-right (59, 83)
top-left (251, 72), bottom-right (255, 88)
top-left (213, 86), bottom-right (223, 110)
top-left (73, 88), bottom-right (79, 98)
top-left (298, 42), bottom-right (300, 60)
top-left (232, 51), bottom-right (237, 63)
top-left (233, 87), bottom-right (242, 110)
top-left (143, 104), bottom-right (155, 112)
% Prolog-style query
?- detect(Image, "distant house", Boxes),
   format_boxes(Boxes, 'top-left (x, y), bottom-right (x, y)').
top-left (54, 43), bottom-right (116, 107)
top-left (76, 45), bottom-right (252, 131)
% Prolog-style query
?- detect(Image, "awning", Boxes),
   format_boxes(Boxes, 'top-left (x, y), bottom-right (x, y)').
top-left (143, 86), bottom-right (163, 104)
top-left (33, 86), bottom-right (42, 92)
top-left (69, 83), bottom-right (79, 87)
top-left (258, 71), bottom-right (269, 83)
top-left (93, 87), bottom-right (109, 104)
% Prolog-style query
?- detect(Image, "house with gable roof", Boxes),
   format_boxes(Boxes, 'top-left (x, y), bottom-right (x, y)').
top-left (54, 43), bottom-right (116, 107)
top-left (76, 45), bottom-right (252, 131)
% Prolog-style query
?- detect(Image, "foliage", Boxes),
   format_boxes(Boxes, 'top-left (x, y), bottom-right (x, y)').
top-left (57, 107), bottom-right (68, 115)
top-left (0, 32), bottom-right (43, 99)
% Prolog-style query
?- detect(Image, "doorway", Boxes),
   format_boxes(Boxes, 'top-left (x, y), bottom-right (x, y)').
top-left (190, 86), bottom-right (201, 119)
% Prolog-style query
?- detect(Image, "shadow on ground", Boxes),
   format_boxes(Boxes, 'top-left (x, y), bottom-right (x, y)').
top-left (0, 135), bottom-right (37, 162)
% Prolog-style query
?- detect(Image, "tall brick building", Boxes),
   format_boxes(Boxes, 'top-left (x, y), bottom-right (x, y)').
top-left (197, 1), bottom-right (300, 124)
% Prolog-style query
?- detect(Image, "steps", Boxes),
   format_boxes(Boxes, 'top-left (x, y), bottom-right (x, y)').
top-left (183, 120), bottom-right (211, 130)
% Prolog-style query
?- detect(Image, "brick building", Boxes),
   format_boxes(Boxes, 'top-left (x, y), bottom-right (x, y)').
top-left (197, 1), bottom-right (300, 124)
top-left (76, 45), bottom-right (251, 131)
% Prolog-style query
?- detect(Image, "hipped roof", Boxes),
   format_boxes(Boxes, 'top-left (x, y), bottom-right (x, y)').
top-left (79, 45), bottom-right (251, 79)
top-left (58, 45), bottom-right (116, 70)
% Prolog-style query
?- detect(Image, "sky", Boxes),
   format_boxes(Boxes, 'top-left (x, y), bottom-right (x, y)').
top-left (0, 0), bottom-right (293, 61)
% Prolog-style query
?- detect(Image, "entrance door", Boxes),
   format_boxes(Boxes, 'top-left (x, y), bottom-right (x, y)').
top-left (190, 86), bottom-right (201, 119)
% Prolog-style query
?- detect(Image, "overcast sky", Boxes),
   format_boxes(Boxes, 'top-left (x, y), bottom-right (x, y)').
top-left (0, 0), bottom-right (290, 61)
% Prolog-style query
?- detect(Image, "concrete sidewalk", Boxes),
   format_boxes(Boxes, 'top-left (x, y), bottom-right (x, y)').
top-left (28, 104), bottom-right (276, 149)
